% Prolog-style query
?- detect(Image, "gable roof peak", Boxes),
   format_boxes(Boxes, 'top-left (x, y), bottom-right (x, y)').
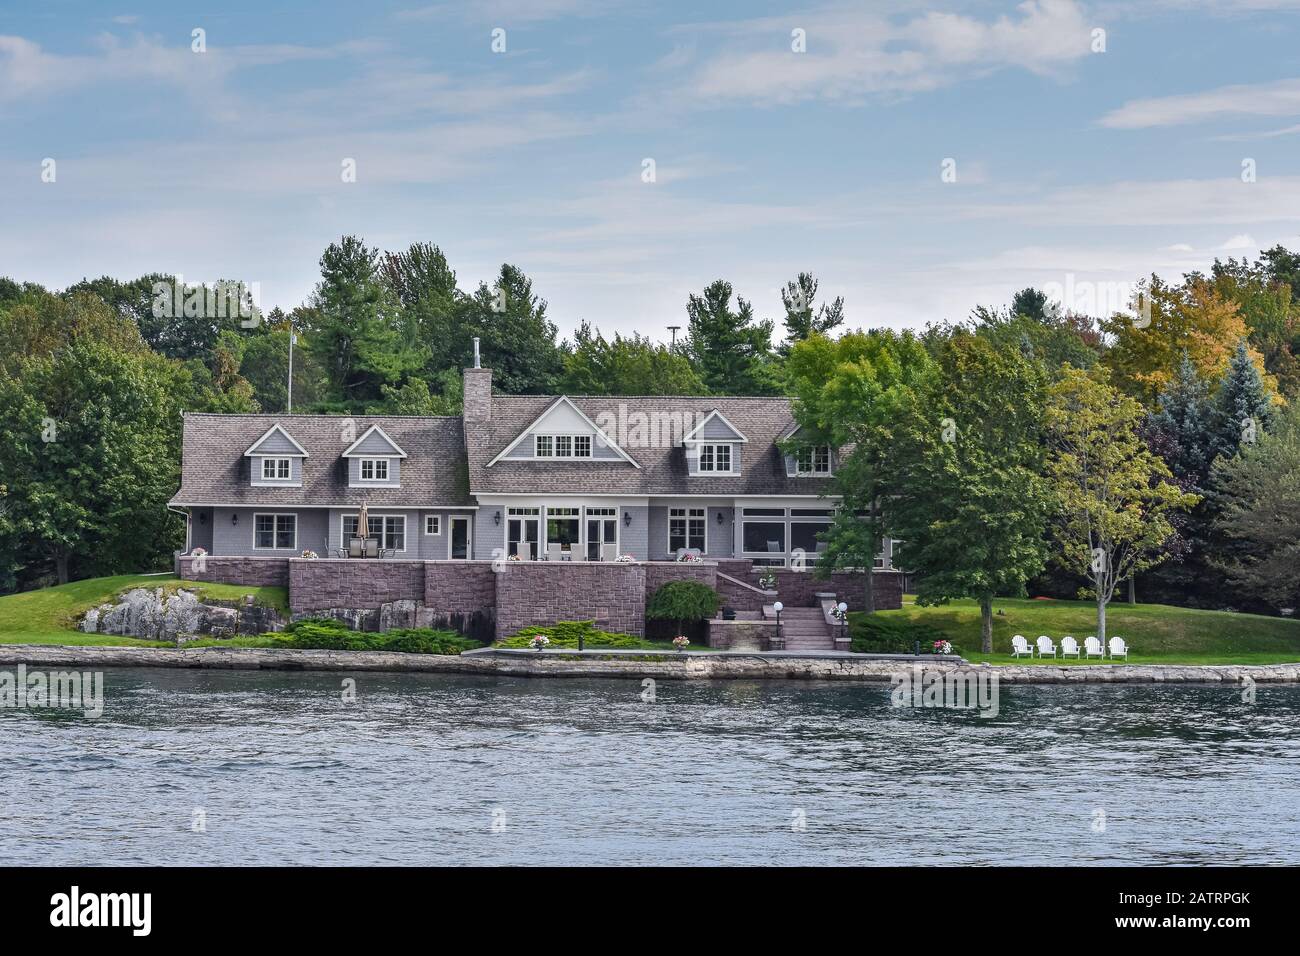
top-left (243, 423), bottom-right (310, 457)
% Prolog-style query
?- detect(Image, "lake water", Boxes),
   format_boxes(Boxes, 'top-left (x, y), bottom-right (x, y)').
top-left (1, 669), bottom-right (1297, 865)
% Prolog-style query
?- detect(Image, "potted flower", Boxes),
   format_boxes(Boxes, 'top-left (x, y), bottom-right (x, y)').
top-left (933, 640), bottom-right (953, 655)
top-left (614, 553), bottom-right (636, 563)
top-left (529, 634), bottom-right (550, 651)
top-left (676, 552), bottom-right (703, 563)
top-left (672, 635), bottom-right (690, 652)
top-left (757, 570), bottom-right (777, 590)
top-left (191, 547), bottom-right (207, 557)
top-left (301, 549), bottom-right (319, 560)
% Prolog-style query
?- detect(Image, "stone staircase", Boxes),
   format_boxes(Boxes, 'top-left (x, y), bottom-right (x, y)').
top-left (767, 605), bottom-right (835, 652)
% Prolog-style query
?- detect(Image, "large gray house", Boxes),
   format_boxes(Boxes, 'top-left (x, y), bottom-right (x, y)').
top-left (171, 358), bottom-right (901, 573)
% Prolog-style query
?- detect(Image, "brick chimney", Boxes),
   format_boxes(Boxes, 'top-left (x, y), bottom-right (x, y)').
top-left (463, 337), bottom-right (492, 422)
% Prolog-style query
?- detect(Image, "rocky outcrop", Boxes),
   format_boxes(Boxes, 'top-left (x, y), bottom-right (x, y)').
top-left (80, 588), bottom-right (284, 642)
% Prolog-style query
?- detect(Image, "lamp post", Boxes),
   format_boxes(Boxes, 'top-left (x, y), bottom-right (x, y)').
top-left (773, 600), bottom-right (783, 647)
top-left (837, 601), bottom-right (848, 646)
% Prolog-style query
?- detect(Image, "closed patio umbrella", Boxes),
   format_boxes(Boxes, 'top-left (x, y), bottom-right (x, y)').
top-left (357, 502), bottom-right (370, 541)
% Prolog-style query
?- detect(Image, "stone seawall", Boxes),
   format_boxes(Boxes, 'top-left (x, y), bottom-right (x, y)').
top-left (3, 644), bottom-right (1298, 683)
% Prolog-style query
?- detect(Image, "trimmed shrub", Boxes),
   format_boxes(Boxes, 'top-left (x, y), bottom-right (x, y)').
top-left (498, 620), bottom-right (645, 649)
top-left (850, 615), bottom-right (950, 654)
top-left (281, 619), bottom-right (479, 655)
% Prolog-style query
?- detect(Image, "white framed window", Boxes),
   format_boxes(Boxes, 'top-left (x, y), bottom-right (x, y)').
top-left (669, 507), bottom-right (706, 553)
top-left (425, 515), bottom-right (441, 535)
top-left (360, 458), bottom-right (389, 481)
top-left (261, 457), bottom-right (291, 480)
top-left (534, 434), bottom-right (593, 458)
top-left (697, 444), bottom-right (732, 473)
top-left (342, 514), bottom-right (405, 552)
top-left (795, 446), bottom-right (833, 475)
top-left (254, 513), bottom-right (296, 550)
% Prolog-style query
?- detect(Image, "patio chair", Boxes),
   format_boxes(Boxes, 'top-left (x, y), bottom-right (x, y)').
top-left (1036, 634), bottom-right (1058, 658)
top-left (1083, 636), bottom-right (1104, 659)
top-left (1060, 636), bottom-right (1080, 659)
top-left (1108, 636), bottom-right (1130, 660)
top-left (347, 538), bottom-right (364, 559)
top-left (1010, 634), bottom-right (1034, 658)
top-left (600, 543), bottom-right (617, 562)
top-left (363, 537), bottom-right (379, 559)
top-left (546, 543), bottom-right (564, 561)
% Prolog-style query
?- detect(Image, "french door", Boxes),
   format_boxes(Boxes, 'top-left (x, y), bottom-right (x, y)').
top-left (586, 507), bottom-right (618, 560)
top-left (449, 516), bottom-right (470, 559)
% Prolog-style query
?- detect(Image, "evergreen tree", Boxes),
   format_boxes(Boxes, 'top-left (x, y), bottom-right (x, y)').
top-left (685, 280), bottom-right (780, 395)
top-left (1211, 339), bottom-right (1274, 461)
top-left (778, 273), bottom-right (844, 355)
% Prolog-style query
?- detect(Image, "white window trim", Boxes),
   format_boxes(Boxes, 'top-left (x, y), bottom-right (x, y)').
top-left (357, 458), bottom-right (391, 483)
top-left (260, 457), bottom-right (293, 482)
top-left (425, 515), bottom-right (441, 535)
top-left (668, 507), bottom-right (708, 555)
top-left (253, 512), bottom-right (297, 551)
top-left (341, 513), bottom-right (407, 553)
top-left (692, 443), bottom-right (736, 475)
top-left (792, 445), bottom-right (834, 477)
top-left (533, 434), bottom-right (594, 459)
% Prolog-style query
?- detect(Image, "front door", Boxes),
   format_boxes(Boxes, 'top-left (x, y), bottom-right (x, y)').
top-left (449, 516), bottom-right (470, 559)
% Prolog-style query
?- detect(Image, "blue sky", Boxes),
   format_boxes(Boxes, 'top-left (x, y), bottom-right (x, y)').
top-left (3, 0), bottom-right (1300, 340)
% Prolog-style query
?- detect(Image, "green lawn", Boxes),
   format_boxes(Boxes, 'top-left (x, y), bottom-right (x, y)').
top-left (0, 574), bottom-right (290, 645)
top-left (858, 595), bottom-right (1300, 665)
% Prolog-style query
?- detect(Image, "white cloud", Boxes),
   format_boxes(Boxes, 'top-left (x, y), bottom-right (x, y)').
top-left (1220, 233), bottom-right (1256, 250)
top-left (668, 0), bottom-right (1097, 106)
top-left (1099, 78), bottom-right (1300, 129)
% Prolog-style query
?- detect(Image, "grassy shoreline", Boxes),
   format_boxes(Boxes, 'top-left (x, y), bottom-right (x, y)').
top-left (853, 595), bottom-right (1300, 666)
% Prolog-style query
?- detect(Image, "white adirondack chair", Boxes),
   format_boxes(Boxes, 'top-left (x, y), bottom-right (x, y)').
top-left (1060, 636), bottom-right (1080, 659)
top-left (1036, 634), bottom-right (1058, 658)
top-left (546, 543), bottom-right (564, 561)
top-left (520, 542), bottom-right (535, 561)
top-left (601, 543), bottom-right (618, 562)
top-left (1108, 636), bottom-right (1129, 660)
top-left (1011, 634), bottom-right (1034, 658)
top-left (1083, 636), bottom-right (1104, 659)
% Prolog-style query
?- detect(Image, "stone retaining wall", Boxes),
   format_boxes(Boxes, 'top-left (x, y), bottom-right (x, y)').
top-left (495, 561), bottom-right (646, 638)
top-left (707, 619), bottom-right (777, 650)
top-left (3, 644), bottom-right (1298, 684)
top-left (178, 555), bottom-right (289, 588)
top-left (289, 559), bottom-right (424, 614)
top-left (424, 561), bottom-right (497, 613)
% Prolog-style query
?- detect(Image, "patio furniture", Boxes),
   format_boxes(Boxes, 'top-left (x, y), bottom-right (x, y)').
top-left (600, 543), bottom-right (617, 562)
top-left (348, 538), bottom-right (364, 559)
top-left (546, 543), bottom-right (564, 561)
top-left (1108, 636), bottom-right (1130, 660)
top-left (1036, 635), bottom-right (1057, 658)
top-left (1084, 636), bottom-right (1104, 659)
top-left (1011, 634), bottom-right (1034, 658)
top-left (363, 537), bottom-right (379, 559)
top-left (1060, 636), bottom-right (1080, 659)
top-left (520, 543), bottom-right (534, 561)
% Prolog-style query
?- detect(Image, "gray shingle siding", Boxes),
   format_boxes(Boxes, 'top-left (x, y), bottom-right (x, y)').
top-left (247, 427), bottom-right (306, 456)
top-left (250, 455), bottom-right (303, 486)
top-left (211, 507), bottom-right (330, 556)
top-left (347, 428), bottom-right (405, 456)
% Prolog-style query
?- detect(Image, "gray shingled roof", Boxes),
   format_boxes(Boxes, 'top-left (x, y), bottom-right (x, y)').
top-left (466, 395), bottom-right (837, 497)
top-left (170, 414), bottom-right (473, 507)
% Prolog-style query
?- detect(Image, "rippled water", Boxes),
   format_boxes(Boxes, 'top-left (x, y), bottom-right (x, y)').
top-left (1, 669), bottom-right (1297, 865)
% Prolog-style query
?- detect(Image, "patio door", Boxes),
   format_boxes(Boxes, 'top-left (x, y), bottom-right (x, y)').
top-left (449, 516), bottom-right (470, 559)
top-left (586, 507), bottom-right (618, 560)
top-left (507, 508), bottom-right (540, 559)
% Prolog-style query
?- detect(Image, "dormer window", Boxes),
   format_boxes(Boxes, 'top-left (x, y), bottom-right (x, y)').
top-left (795, 446), bottom-right (832, 475)
top-left (697, 443), bottom-right (732, 473)
top-left (535, 434), bottom-right (592, 458)
top-left (261, 457), bottom-right (291, 481)
top-left (360, 458), bottom-right (389, 481)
